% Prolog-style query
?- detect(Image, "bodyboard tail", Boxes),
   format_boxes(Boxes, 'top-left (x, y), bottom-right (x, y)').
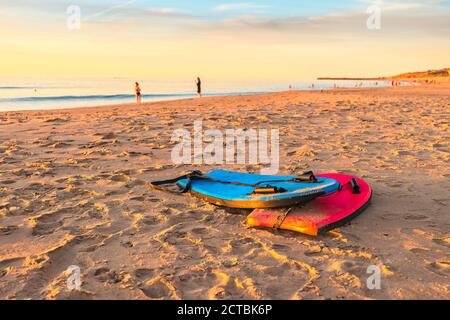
top-left (246, 173), bottom-right (372, 235)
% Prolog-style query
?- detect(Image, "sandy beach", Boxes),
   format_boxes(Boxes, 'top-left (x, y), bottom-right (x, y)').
top-left (0, 81), bottom-right (448, 300)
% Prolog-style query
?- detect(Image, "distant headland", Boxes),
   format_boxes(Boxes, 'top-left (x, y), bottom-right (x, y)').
top-left (318, 67), bottom-right (450, 81)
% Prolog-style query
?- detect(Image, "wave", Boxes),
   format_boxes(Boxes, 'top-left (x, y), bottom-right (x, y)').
top-left (0, 91), bottom-right (270, 103)
top-left (0, 86), bottom-right (60, 90)
top-left (0, 86), bottom-right (36, 90)
top-left (0, 93), bottom-right (194, 102)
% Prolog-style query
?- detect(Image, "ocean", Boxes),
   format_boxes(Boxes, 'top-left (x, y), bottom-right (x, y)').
top-left (0, 78), bottom-right (401, 112)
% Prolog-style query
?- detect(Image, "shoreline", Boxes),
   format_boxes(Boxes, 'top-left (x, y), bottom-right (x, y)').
top-left (0, 81), bottom-right (419, 114)
top-left (318, 77), bottom-right (386, 80)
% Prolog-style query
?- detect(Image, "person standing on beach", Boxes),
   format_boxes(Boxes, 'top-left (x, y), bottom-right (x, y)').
top-left (196, 77), bottom-right (202, 98)
top-left (135, 82), bottom-right (142, 104)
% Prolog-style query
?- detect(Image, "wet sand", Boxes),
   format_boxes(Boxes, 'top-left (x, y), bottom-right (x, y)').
top-left (0, 81), bottom-right (449, 299)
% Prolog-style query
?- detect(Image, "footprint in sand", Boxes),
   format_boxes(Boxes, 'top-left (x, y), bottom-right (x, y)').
top-left (130, 196), bottom-right (145, 202)
top-left (125, 179), bottom-right (146, 188)
top-left (0, 225), bottom-right (19, 236)
top-left (173, 270), bottom-right (217, 299)
top-left (0, 180), bottom-right (16, 185)
top-left (264, 262), bottom-right (292, 277)
top-left (304, 245), bottom-right (323, 256)
top-left (93, 267), bottom-right (123, 284)
top-left (140, 215), bottom-right (166, 226)
top-left (228, 237), bottom-right (262, 255)
top-left (140, 277), bottom-right (173, 299)
top-left (166, 202), bottom-right (189, 211)
top-left (409, 247), bottom-right (430, 255)
top-left (426, 261), bottom-right (450, 277)
top-left (340, 260), bottom-right (369, 277)
top-left (342, 232), bottom-right (362, 241)
top-left (404, 214), bottom-right (429, 221)
top-left (109, 174), bottom-right (130, 182)
top-left (134, 268), bottom-right (155, 280)
top-left (380, 213), bottom-right (398, 220)
top-left (99, 132), bottom-right (116, 140)
top-left (432, 237), bottom-right (450, 248)
top-left (260, 268), bottom-right (313, 299)
top-left (330, 271), bottom-right (363, 292)
top-left (31, 213), bottom-right (63, 236)
top-left (191, 227), bottom-right (209, 235)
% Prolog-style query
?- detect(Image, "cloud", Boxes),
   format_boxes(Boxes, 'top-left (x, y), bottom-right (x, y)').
top-left (214, 2), bottom-right (270, 12)
top-left (84, 0), bottom-right (136, 21)
top-left (82, 5), bottom-right (198, 25)
top-left (357, 0), bottom-right (446, 10)
top-left (203, 2), bottom-right (450, 40)
top-left (146, 8), bottom-right (178, 15)
top-left (3, 0), bottom-right (449, 43)
top-left (143, 7), bottom-right (196, 18)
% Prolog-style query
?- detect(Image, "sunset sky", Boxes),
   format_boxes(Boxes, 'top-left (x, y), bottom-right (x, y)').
top-left (1, 0), bottom-right (449, 80)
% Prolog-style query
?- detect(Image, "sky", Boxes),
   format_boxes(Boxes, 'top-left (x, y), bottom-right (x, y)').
top-left (0, 0), bottom-right (449, 80)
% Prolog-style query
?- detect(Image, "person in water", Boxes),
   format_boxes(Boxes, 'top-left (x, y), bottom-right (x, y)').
top-left (196, 77), bottom-right (202, 98)
top-left (135, 82), bottom-right (141, 104)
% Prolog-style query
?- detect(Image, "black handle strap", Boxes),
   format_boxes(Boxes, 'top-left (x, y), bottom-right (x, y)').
top-left (273, 207), bottom-right (293, 230)
top-left (294, 171), bottom-right (318, 183)
top-left (149, 170), bottom-right (203, 194)
top-left (350, 178), bottom-right (361, 194)
top-left (339, 178), bottom-right (361, 194)
top-left (253, 186), bottom-right (287, 194)
top-left (150, 170), bottom-right (320, 195)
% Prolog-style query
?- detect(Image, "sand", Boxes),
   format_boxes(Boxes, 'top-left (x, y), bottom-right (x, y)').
top-left (0, 81), bottom-right (449, 300)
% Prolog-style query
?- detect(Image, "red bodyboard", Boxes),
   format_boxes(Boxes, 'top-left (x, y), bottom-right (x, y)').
top-left (246, 174), bottom-right (372, 236)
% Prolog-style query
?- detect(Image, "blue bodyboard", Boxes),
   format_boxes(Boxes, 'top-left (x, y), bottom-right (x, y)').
top-left (177, 170), bottom-right (340, 209)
